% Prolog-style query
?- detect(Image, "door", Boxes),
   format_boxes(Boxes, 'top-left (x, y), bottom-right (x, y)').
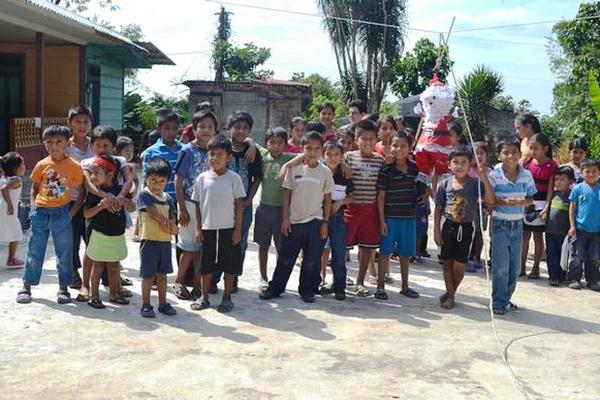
top-left (87, 66), bottom-right (100, 127)
top-left (0, 55), bottom-right (24, 154)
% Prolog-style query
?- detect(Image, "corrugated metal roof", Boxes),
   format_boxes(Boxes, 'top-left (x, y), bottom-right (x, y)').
top-left (134, 41), bottom-right (175, 65)
top-left (183, 79), bottom-right (312, 89)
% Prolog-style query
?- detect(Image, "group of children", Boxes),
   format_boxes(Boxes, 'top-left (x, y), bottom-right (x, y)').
top-left (2, 100), bottom-right (599, 318)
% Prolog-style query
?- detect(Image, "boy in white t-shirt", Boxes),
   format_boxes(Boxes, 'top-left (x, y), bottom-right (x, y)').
top-left (260, 131), bottom-right (334, 303)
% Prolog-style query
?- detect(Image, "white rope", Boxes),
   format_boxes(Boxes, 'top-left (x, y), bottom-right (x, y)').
top-left (441, 17), bottom-right (532, 400)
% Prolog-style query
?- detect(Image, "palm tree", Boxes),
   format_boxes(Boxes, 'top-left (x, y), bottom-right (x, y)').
top-left (457, 65), bottom-right (504, 141)
top-left (316, 0), bottom-right (407, 112)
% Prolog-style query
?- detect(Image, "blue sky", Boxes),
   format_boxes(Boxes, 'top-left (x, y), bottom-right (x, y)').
top-left (89, 0), bottom-right (585, 114)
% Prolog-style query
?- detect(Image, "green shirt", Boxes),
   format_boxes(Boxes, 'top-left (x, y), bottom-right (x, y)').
top-left (258, 146), bottom-right (296, 206)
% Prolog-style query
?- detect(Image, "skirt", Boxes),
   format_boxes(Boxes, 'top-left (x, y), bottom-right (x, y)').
top-left (86, 229), bottom-right (127, 262)
top-left (0, 206), bottom-right (23, 243)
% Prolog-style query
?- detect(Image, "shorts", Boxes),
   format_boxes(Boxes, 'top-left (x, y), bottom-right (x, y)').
top-left (139, 240), bottom-right (173, 278)
top-left (201, 228), bottom-right (242, 275)
top-left (86, 230), bottom-right (128, 262)
top-left (253, 203), bottom-right (282, 251)
top-left (415, 149), bottom-right (450, 176)
top-left (416, 204), bottom-right (429, 236)
top-left (440, 219), bottom-right (474, 264)
top-left (344, 203), bottom-right (380, 249)
top-left (177, 200), bottom-right (201, 252)
top-left (380, 217), bottom-right (416, 257)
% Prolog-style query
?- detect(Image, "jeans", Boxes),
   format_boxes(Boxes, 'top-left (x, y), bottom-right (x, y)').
top-left (545, 232), bottom-right (566, 281)
top-left (567, 229), bottom-right (599, 284)
top-left (269, 219), bottom-right (325, 297)
top-left (213, 205), bottom-right (253, 284)
top-left (70, 201), bottom-right (86, 271)
top-left (23, 205), bottom-right (73, 287)
top-left (324, 214), bottom-right (347, 291)
top-left (491, 219), bottom-right (523, 309)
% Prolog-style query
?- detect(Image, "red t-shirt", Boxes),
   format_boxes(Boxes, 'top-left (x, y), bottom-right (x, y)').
top-left (524, 158), bottom-right (558, 195)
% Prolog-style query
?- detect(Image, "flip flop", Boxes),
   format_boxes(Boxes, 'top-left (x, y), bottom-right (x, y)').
top-left (399, 287), bottom-right (420, 299)
top-left (374, 288), bottom-right (388, 300)
top-left (88, 298), bottom-right (105, 309)
top-left (217, 299), bottom-right (234, 313)
top-left (190, 298), bottom-right (211, 311)
top-left (16, 288), bottom-right (32, 304)
top-left (173, 283), bottom-right (191, 300)
top-left (120, 277), bottom-right (134, 286)
top-left (76, 293), bottom-right (90, 302)
top-left (354, 285), bottom-right (370, 297)
top-left (527, 273), bottom-right (540, 280)
top-left (109, 296), bottom-right (129, 305)
top-left (118, 288), bottom-right (133, 298)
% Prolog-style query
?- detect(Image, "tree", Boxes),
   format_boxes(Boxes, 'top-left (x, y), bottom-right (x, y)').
top-left (291, 73), bottom-right (346, 125)
top-left (490, 94), bottom-right (515, 113)
top-left (213, 42), bottom-right (273, 81)
top-left (316, 0), bottom-right (408, 112)
top-left (54, 0), bottom-right (118, 13)
top-left (212, 6), bottom-right (233, 81)
top-left (548, 2), bottom-right (600, 158)
top-left (457, 65), bottom-right (504, 141)
top-left (389, 38), bottom-right (452, 98)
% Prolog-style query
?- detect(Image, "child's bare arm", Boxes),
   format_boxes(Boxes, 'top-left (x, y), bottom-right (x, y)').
top-left (433, 204), bottom-right (443, 247)
top-left (541, 173), bottom-right (555, 220)
top-left (320, 193), bottom-right (331, 240)
top-left (232, 197), bottom-right (243, 244)
top-left (115, 164), bottom-right (133, 204)
top-left (145, 204), bottom-right (169, 226)
top-left (83, 197), bottom-right (112, 219)
top-left (568, 201), bottom-right (577, 237)
top-left (1, 179), bottom-right (19, 215)
top-left (195, 203), bottom-right (203, 243)
top-left (84, 170), bottom-right (108, 198)
top-left (244, 177), bottom-right (262, 207)
top-left (278, 155), bottom-right (304, 182)
top-left (175, 174), bottom-right (189, 226)
top-left (30, 182), bottom-right (40, 205)
top-left (281, 189), bottom-right (292, 236)
top-left (377, 190), bottom-right (387, 236)
top-left (69, 183), bottom-right (86, 218)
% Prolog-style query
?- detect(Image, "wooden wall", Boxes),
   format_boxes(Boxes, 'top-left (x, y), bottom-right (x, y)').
top-left (86, 45), bottom-right (124, 129)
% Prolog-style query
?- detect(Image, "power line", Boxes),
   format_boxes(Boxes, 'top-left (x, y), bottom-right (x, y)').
top-left (452, 14), bottom-right (600, 33)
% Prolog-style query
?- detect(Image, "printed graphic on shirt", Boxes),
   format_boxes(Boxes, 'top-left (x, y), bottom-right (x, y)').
top-left (448, 194), bottom-right (467, 221)
top-left (41, 168), bottom-right (68, 201)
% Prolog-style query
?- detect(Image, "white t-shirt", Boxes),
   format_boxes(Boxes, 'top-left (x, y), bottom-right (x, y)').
top-left (191, 169), bottom-right (245, 230)
top-left (68, 141), bottom-right (94, 200)
top-left (283, 163), bottom-right (334, 224)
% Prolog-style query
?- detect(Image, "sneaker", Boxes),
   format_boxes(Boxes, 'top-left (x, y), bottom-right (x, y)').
top-left (569, 281), bottom-right (583, 290)
top-left (334, 290), bottom-right (346, 301)
top-left (6, 258), bottom-right (25, 269)
top-left (465, 261), bottom-right (477, 273)
top-left (587, 282), bottom-right (600, 292)
top-left (16, 288), bottom-right (32, 304)
top-left (158, 302), bottom-right (177, 316)
top-left (301, 294), bottom-right (315, 303)
top-left (57, 289), bottom-right (72, 304)
top-left (141, 304), bottom-right (155, 318)
top-left (259, 290), bottom-right (279, 300)
top-left (259, 279), bottom-right (269, 291)
top-left (549, 279), bottom-right (560, 287)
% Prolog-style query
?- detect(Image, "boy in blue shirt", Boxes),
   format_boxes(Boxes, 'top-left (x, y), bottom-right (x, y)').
top-left (488, 140), bottom-right (536, 315)
top-left (567, 158), bottom-right (600, 291)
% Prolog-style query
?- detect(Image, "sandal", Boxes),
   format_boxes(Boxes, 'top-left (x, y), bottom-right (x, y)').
top-left (217, 299), bottom-right (235, 313)
top-left (374, 288), bottom-right (388, 300)
top-left (16, 288), bottom-right (32, 304)
top-left (88, 298), bottom-right (106, 309)
top-left (383, 275), bottom-right (394, 284)
top-left (173, 283), bottom-right (191, 300)
top-left (345, 277), bottom-right (355, 286)
top-left (319, 282), bottom-right (334, 295)
top-left (441, 296), bottom-right (455, 309)
top-left (76, 293), bottom-right (91, 302)
top-left (508, 301), bottom-right (519, 311)
top-left (120, 277), bottom-right (134, 286)
top-left (118, 288), bottom-right (133, 298)
top-left (109, 296), bottom-right (129, 305)
top-left (399, 287), bottom-right (420, 299)
top-left (190, 298), bottom-right (211, 311)
top-left (354, 285), bottom-right (371, 297)
top-left (527, 272), bottom-right (540, 280)
top-left (190, 287), bottom-right (202, 301)
top-left (439, 292), bottom-right (450, 305)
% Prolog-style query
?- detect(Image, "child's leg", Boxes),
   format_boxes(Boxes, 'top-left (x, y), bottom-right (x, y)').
top-left (452, 261), bottom-right (465, 293)
top-left (545, 233), bottom-right (564, 281)
top-left (107, 262), bottom-right (120, 300)
top-left (49, 207), bottom-right (74, 289)
top-left (22, 209), bottom-right (51, 288)
top-left (142, 277), bottom-right (154, 306)
top-left (90, 262), bottom-right (104, 299)
top-left (222, 272), bottom-right (234, 300)
top-left (441, 260), bottom-right (454, 296)
top-left (320, 247), bottom-right (331, 281)
top-left (81, 255), bottom-right (93, 295)
top-left (8, 241), bottom-right (18, 262)
top-left (201, 273), bottom-right (213, 302)
top-left (399, 256), bottom-right (410, 290)
top-left (520, 229), bottom-right (532, 275)
top-left (367, 251), bottom-right (377, 279)
top-left (356, 247), bottom-right (373, 286)
top-left (470, 231), bottom-right (483, 261)
top-left (415, 236), bottom-right (422, 259)
top-left (156, 273), bottom-right (167, 306)
top-left (377, 255), bottom-right (390, 289)
top-left (506, 222), bottom-right (524, 303)
top-left (175, 250), bottom-right (194, 285)
top-left (259, 246), bottom-right (270, 282)
top-left (531, 231), bottom-right (544, 275)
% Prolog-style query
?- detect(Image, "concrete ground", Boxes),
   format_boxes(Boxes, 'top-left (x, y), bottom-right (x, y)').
top-left (1, 215), bottom-right (599, 400)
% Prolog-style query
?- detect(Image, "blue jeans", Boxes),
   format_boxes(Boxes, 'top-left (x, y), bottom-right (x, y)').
top-left (213, 204), bottom-right (253, 283)
top-left (23, 205), bottom-right (73, 287)
top-left (545, 232), bottom-right (566, 281)
top-left (567, 230), bottom-right (599, 284)
top-left (491, 219), bottom-right (523, 309)
top-left (269, 219), bottom-right (325, 297)
top-left (324, 214), bottom-right (347, 291)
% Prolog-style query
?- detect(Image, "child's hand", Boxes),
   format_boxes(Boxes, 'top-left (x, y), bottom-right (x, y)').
top-left (244, 140), bottom-right (257, 163)
top-left (540, 207), bottom-right (549, 221)
top-left (115, 195), bottom-right (127, 207)
top-left (417, 193), bottom-right (429, 207)
top-left (281, 219), bottom-right (291, 236)
top-left (242, 198), bottom-right (252, 209)
top-left (331, 201), bottom-right (343, 215)
top-left (380, 221), bottom-right (388, 236)
top-left (434, 230), bottom-right (443, 247)
top-left (232, 228), bottom-right (241, 245)
top-left (475, 165), bottom-right (489, 180)
top-left (320, 223), bottom-right (328, 240)
top-left (179, 209), bottom-right (190, 227)
top-left (99, 197), bottom-right (113, 209)
top-left (195, 230), bottom-right (204, 244)
top-left (6, 204), bottom-right (14, 216)
top-left (568, 227), bottom-right (576, 238)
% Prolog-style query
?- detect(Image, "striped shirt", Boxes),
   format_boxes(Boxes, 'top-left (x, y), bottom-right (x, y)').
top-left (376, 160), bottom-right (427, 218)
top-left (489, 164), bottom-right (537, 221)
top-left (345, 151), bottom-right (384, 204)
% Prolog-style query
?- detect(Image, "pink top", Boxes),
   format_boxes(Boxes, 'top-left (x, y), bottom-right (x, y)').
top-left (373, 142), bottom-right (389, 158)
top-left (468, 166), bottom-right (492, 178)
top-left (524, 158), bottom-right (558, 194)
top-left (285, 142), bottom-right (302, 154)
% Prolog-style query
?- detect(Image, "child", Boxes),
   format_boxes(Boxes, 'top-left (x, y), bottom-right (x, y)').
top-left (545, 166), bottom-right (575, 286)
top-left (116, 136), bottom-right (140, 236)
top-left (565, 136), bottom-right (588, 183)
top-left (84, 155), bottom-right (135, 308)
top-left (211, 111), bottom-right (262, 293)
top-left (318, 102), bottom-right (337, 141)
top-left (489, 139), bottom-right (537, 315)
top-left (434, 147), bottom-right (495, 309)
top-left (320, 140), bottom-right (354, 300)
top-left (66, 104), bottom-right (94, 289)
top-left (137, 158), bottom-right (178, 317)
top-left (260, 131), bottom-right (334, 303)
top-left (254, 127), bottom-right (296, 290)
top-left (373, 115), bottom-right (397, 160)
top-left (286, 117), bottom-right (306, 154)
top-left (521, 133), bottom-right (557, 279)
top-left (142, 109), bottom-right (182, 204)
top-left (567, 158), bottom-right (600, 291)
top-left (173, 110), bottom-right (216, 300)
top-left (467, 141), bottom-right (492, 271)
top-left (344, 119), bottom-right (384, 296)
top-left (514, 113), bottom-right (542, 164)
top-left (16, 125), bottom-right (84, 304)
top-left (191, 135), bottom-right (245, 312)
top-left (448, 121), bottom-right (468, 148)
top-left (337, 128), bottom-right (356, 153)
top-left (375, 132), bottom-right (427, 300)
top-left (0, 152), bottom-right (26, 268)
